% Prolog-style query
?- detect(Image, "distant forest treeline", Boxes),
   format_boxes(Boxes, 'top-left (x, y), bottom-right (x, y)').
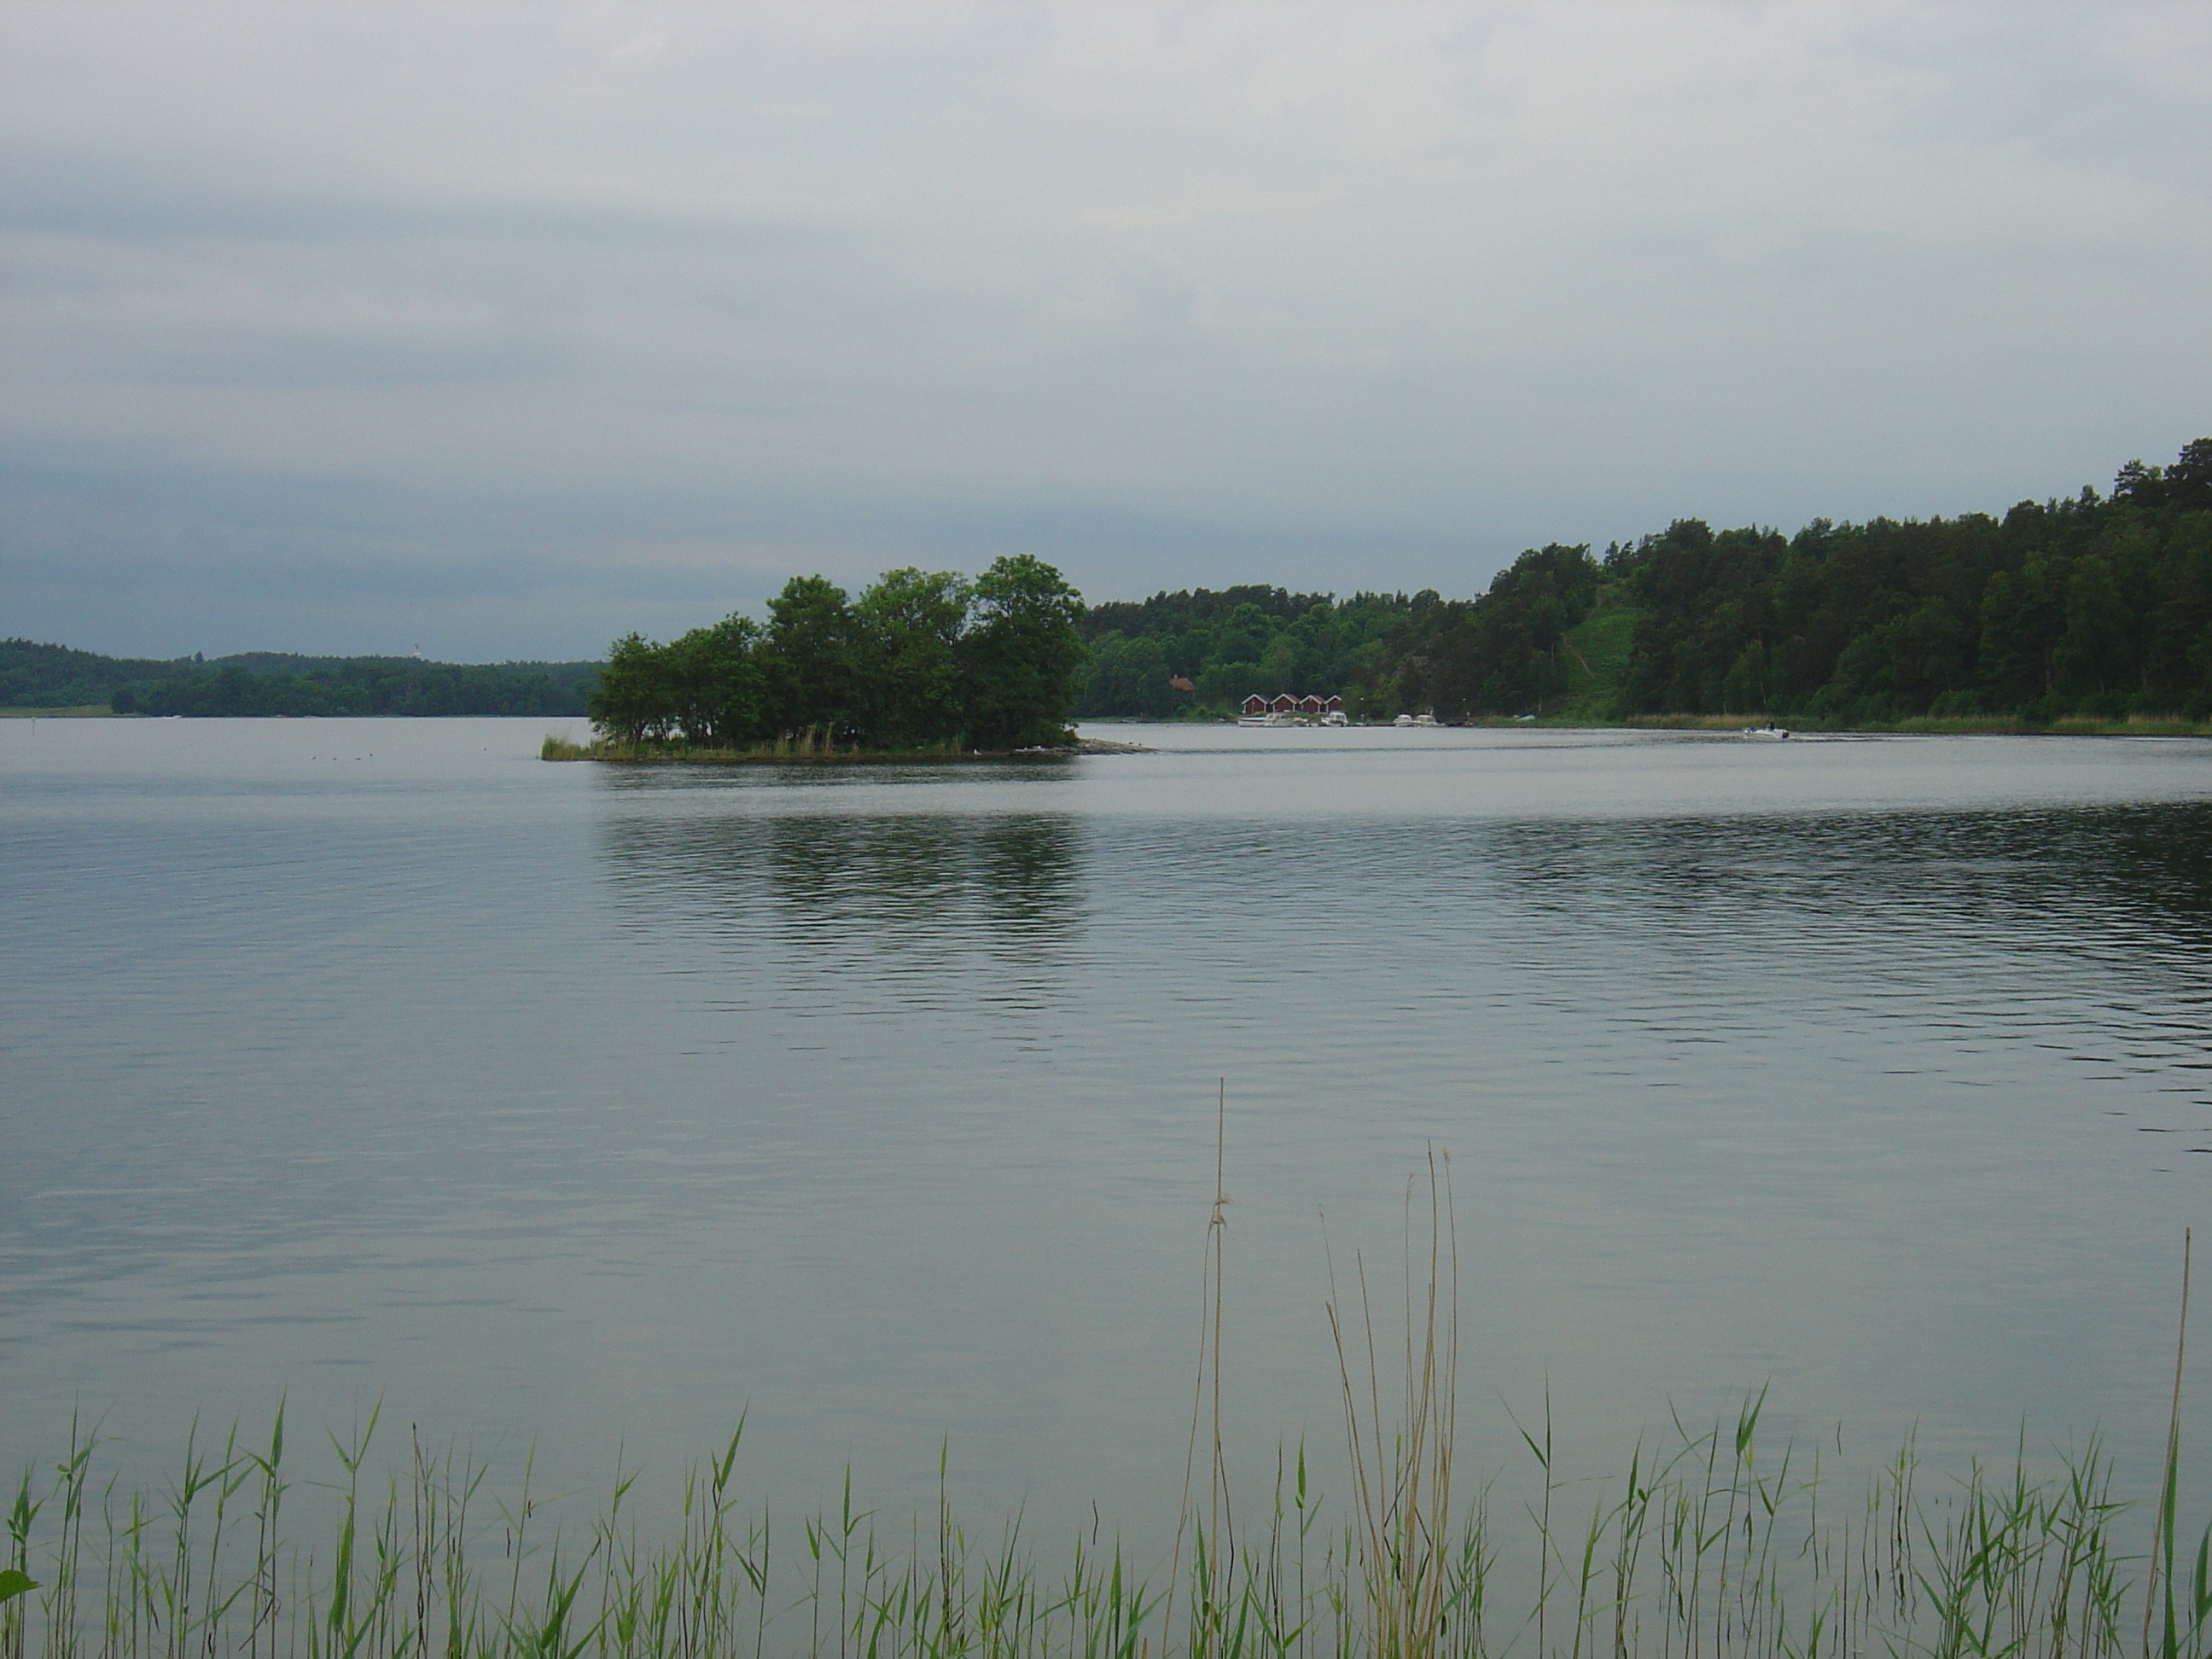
top-left (11, 439), bottom-right (2208, 725)
top-left (0, 640), bottom-right (599, 716)
top-left (1077, 438), bottom-right (2212, 723)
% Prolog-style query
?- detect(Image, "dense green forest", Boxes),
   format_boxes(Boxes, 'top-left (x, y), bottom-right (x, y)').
top-left (1077, 439), bottom-right (2212, 724)
top-left (585, 555), bottom-right (1086, 751)
top-left (1078, 587), bottom-right (1417, 717)
top-left (0, 639), bottom-right (599, 715)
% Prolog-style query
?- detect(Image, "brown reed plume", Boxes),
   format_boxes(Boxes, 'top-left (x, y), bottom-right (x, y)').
top-left (1325, 1145), bottom-right (1460, 1659)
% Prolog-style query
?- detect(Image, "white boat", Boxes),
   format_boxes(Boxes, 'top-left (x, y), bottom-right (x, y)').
top-left (1741, 724), bottom-right (1791, 740)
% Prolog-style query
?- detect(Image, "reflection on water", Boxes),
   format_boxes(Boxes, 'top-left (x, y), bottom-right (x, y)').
top-left (1477, 801), bottom-right (2212, 954)
top-left (5, 719), bottom-right (2212, 1547)
top-left (1460, 805), bottom-right (2212, 1150)
top-left (602, 812), bottom-right (1084, 1023)
top-left (583, 785), bottom-right (2212, 1190)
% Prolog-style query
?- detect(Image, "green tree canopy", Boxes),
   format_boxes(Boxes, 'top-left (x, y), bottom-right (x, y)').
top-left (1066, 437), bottom-right (2212, 725)
top-left (585, 556), bottom-right (1086, 753)
top-left (958, 555), bottom-right (1088, 749)
top-left (853, 568), bottom-right (971, 748)
top-left (764, 575), bottom-right (858, 742)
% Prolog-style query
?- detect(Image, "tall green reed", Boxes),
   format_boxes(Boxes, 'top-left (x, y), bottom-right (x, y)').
top-left (14, 1392), bottom-right (2195, 1656)
top-left (5, 1202), bottom-right (2203, 1657)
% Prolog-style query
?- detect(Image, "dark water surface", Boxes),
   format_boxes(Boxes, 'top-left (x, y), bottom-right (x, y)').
top-left (6, 717), bottom-right (2211, 1538)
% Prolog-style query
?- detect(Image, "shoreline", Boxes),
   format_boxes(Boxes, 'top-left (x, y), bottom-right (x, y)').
top-left (539, 734), bottom-right (1155, 763)
top-left (9, 705), bottom-right (2203, 740)
top-left (1086, 712), bottom-right (2212, 738)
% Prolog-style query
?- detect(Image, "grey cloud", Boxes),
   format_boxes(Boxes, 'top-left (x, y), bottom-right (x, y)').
top-left (1, 154), bottom-right (865, 251)
top-left (2, 1), bottom-right (2207, 659)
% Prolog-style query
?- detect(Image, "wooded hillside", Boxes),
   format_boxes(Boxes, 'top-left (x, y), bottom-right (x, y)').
top-left (1075, 439), bottom-right (2212, 724)
top-left (0, 640), bottom-right (599, 715)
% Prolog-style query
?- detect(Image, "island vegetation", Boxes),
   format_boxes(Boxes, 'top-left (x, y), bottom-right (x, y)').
top-left (565, 554), bottom-right (1087, 759)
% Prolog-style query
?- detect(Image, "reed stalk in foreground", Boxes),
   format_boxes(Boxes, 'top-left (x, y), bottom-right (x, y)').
top-left (1324, 1148), bottom-right (1465, 1659)
top-left (6, 1205), bottom-right (2207, 1656)
top-left (4, 1386), bottom-right (2203, 1657)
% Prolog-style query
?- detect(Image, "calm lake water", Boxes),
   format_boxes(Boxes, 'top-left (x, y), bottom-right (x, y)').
top-left (6, 717), bottom-right (2211, 1544)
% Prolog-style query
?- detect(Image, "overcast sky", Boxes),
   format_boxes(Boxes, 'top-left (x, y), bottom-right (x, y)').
top-left (3, 2), bottom-right (2208, 661)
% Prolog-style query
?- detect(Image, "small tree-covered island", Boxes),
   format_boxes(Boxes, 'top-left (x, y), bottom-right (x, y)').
top-left (560, 553), bottom-right (1090, 760)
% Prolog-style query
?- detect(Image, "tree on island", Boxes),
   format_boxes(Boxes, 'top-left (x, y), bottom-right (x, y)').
top-left (956, 554), bottom-right (1088, 749)
top-left (853, 568), bottom-right (972, 749)
top-left (587, 556), bottom-right (1086, 752)
top-left (763, 574), bottom-right (859, 744)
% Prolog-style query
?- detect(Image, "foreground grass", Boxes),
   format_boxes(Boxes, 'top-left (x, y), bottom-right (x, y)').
top-left (5, 1399), bottom-right (2203, 1659)
top-left (9, 1178), bottom-right (2199, 1657)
